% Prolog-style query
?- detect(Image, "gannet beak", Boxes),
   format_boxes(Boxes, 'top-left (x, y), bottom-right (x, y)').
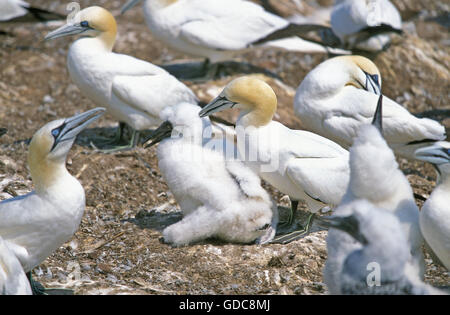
top-left (371, 95), bottom-right (383, 133)
top-left (0, 128), bottom-right (7, 137)
top-left (365, 72), bottom-right (381, 95)
top-left (199, 94), bottom-right (237, 118)
top-left (316, 215), bottom-right (368, 245)
top-left (414, 143), bottom-right (450, 165)
top-left (44, 22), bottom-right (91, 41)
top-left (143, 121), bottom-right (174, 148)
top-left (51, 107), bottom-right (105, 151)
top-left (121, 0), bottom-right (142, 14)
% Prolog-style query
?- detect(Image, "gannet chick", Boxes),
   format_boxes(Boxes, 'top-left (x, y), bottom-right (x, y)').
top-left (0, 108), bottom-right (105, 294)
top-left (294, 56), bottom-right (446, 160)
top-left (324, 96), bottom-right (424, 294)
top-left (44, 6), bottom-right (198, 152)
top-left (0, 0), bottom-right (64, 22)
top-left (319, 200), bottom-right (445, 295)
top-left (415, 141), bottom-right (450, 270)
top-left (145, 102), bottom-right (277, 246)
top-left (0, 236), bottom-right (31, 295)
top-left (121, 0), bottom-right (349, 78)
top-left (199, 76), bottom-right (350, 243)
top-left (331, 0), bottom-right (402, 52)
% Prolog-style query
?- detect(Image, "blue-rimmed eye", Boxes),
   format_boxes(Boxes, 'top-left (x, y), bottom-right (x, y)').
top-left (371, 74), bottom-right (379, 85)
top-left (51, 129), bottom-right (60, 138)
top-left (80, 21), bottom-right (89, 27)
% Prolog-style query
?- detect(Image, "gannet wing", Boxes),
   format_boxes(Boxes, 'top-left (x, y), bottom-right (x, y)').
top-left (324, 91), bottom-right (446, 146)
top-left (111, 73), bottom-right (198, 119)
top-left (177, 0), bottom-right (287, 51)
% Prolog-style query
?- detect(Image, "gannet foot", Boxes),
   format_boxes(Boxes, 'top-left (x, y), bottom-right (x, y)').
top-left (27, 272), bottom-right (74, 295)
top-left (91, 129), bottom-right (140, 154)
top-left (270, 213), bottom-right (315, 244)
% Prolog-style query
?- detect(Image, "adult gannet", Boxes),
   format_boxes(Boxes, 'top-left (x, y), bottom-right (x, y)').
top-left (121, 0), bottom-right (349, 78)
top-left (318, 200), bottom-right (444, 295)
top-left (0, 236), bottom-right (31, 295)
top-left (0, 0), bottom-right (64, 22)
top-left (415, 142), bottom-right (450, 270)
top-left (330, 0), bottom-right (403, 52)
top-left (145, 102), bottom-right (277, 246)
top-left (44, 6), bottom-right (198, 152)
top-left (0, 108), bottom-right (105, 294)
top-left (199, 76), bottom-right (350, 243)
top-left (294, 55), bottom-right (446, 160)
top-left (324, 95), bottom-right (424, 294)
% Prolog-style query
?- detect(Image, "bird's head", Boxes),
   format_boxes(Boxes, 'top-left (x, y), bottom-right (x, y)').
top-left (343, 55), bottom-right (382, 95)
top-left (45, 6), bottom-right (117, 51)
top-left (199, 76), bottom-right (277, 127)
top-left (28, 108), bottom-right (105, 192)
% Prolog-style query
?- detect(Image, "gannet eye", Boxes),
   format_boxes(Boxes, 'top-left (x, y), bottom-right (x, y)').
top-left (51, 129), bottom-right (60, 138)
top-left (80, 21), bottom-right (89, 27)
top-left (371, 74), bottom-right (379, 85)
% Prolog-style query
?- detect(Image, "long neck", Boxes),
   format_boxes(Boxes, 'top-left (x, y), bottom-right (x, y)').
top-left (28, 158), bottom-right (71, 195)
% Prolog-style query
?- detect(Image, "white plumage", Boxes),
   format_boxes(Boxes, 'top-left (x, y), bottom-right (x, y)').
top-left (147, 102), bottom-right (277, 246)
top-left (331, 0), bottom-right (402, 51)
top-left (415, 141), bottom-right (450, 270)
top-left (324, 96), bottom-right (424, 294)
top-left (294, 56), bottom-right (446, 160)
top-left (0, 0), bottom-right (29, 21)
top-left (122, 0), bottom-right (348, 64)
top-left (0, 236), bottom-right (31, 295)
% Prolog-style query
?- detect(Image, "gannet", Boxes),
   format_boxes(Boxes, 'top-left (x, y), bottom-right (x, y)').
top-left (121, 0), bottom-right (349, 78)
top-left (324, 95), bottom-right (424, 294)
top-left (0, 236), bottom-right (31, 295)
top-left (0, 108), bottom-right (105, 294)
top-left (44, 6), bottom-right (198, 152)
top-left (199, 76), bottom-right (350, 243)
top-left (0, 0), bottom-right (64, 22)
top-left (145, 102), bottom-right (277, 246)
top-left (318, 200), bottom-right (445, 295)
top-left (330, 0), bottom-right (403, 52)
top-left (294, 55), bottom-right (446, 160)
top-left (415, 142), bottom-right (450, 270)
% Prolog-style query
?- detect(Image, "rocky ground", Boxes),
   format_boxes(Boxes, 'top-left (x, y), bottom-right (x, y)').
top-left (0, 0), bottom-right (448, 295)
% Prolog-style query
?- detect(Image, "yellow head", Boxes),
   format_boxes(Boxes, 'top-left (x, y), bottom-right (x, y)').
top-left (45, 6), bottom-right (117, 51)
top-left (27, 108), bottom-right (105, 193)
top-left (343, 56), bottom-right (381, 92)
top-left (199, 76), bottom-right (277, 127)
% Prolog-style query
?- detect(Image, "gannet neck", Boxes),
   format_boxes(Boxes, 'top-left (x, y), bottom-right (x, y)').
top-left (226, 77), bottom-right (277, 128)
top-left (146, 0), bottom-right (178, 11)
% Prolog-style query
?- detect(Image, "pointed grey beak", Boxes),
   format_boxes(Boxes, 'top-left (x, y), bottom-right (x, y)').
top-left (143, 121), bottom-right (174, 148)
top-left (199, 94), bottom-right (237, 118)
top-left (365, 72), bottom-right (381, 96)
top-left (44, 23), bottom-right (90, 41)
top-left (414, 142), bottom-right (450, 165)
top-left (121, 0), bottom-right (142, 14)
top-left (371, 95), bottom-right (383, 133)
top-left (51, 108), bottom-right (105, 150)
top-left (316, 215), bottom-right (368, 245)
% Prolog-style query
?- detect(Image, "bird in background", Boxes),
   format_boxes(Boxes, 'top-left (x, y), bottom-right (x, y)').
top-left (199, 76), bottom-right (350, 244)
top-left (0, 108), bottom-right (105, 295)
top-left (323, 95), bottom-right (424, 294)
top-left (318, 200), bottom-right (445, 295)
top-left (44, 6), bottom-right (198, 153)
top-left (144, 102), bottom-right (277, 246)
top-left (0, 0), bottom-right (64, 22)
top-left (415, 141), bottom-right (450, 270)
top-left (294, 55), bottom-right (446, 160)
top-left (121, 0), bottom-right (349, 80)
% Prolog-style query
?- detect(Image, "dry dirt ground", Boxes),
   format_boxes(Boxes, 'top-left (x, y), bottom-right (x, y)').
top-left (0, 0), bottom-right (448, 295)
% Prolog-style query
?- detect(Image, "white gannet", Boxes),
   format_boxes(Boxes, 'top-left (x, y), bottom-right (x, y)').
top-left (0, 0), bottom-right (64, 22)
top-left (0, 236), bottom-right (31, 295)
top-left (318, 200), bottom-right (445, 295)
top-left (331, 0), bottom-right (403, 52)
top-left (0, 108), bottom-right (105, 294)
top-left (199, 76), bottom-right (350, 243)
top-left (121, 0), bottom-right (349, 78)
top-left (415, 141), bottom-right (450, 270)
top-left (324, 95), bottom-right (424, 294)
top-left (144, 102), bottom-right (277, 246)
top-left (294, 55), bottom-right (446, 160)
top-left (44, 6), bottom-right (198, 152)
